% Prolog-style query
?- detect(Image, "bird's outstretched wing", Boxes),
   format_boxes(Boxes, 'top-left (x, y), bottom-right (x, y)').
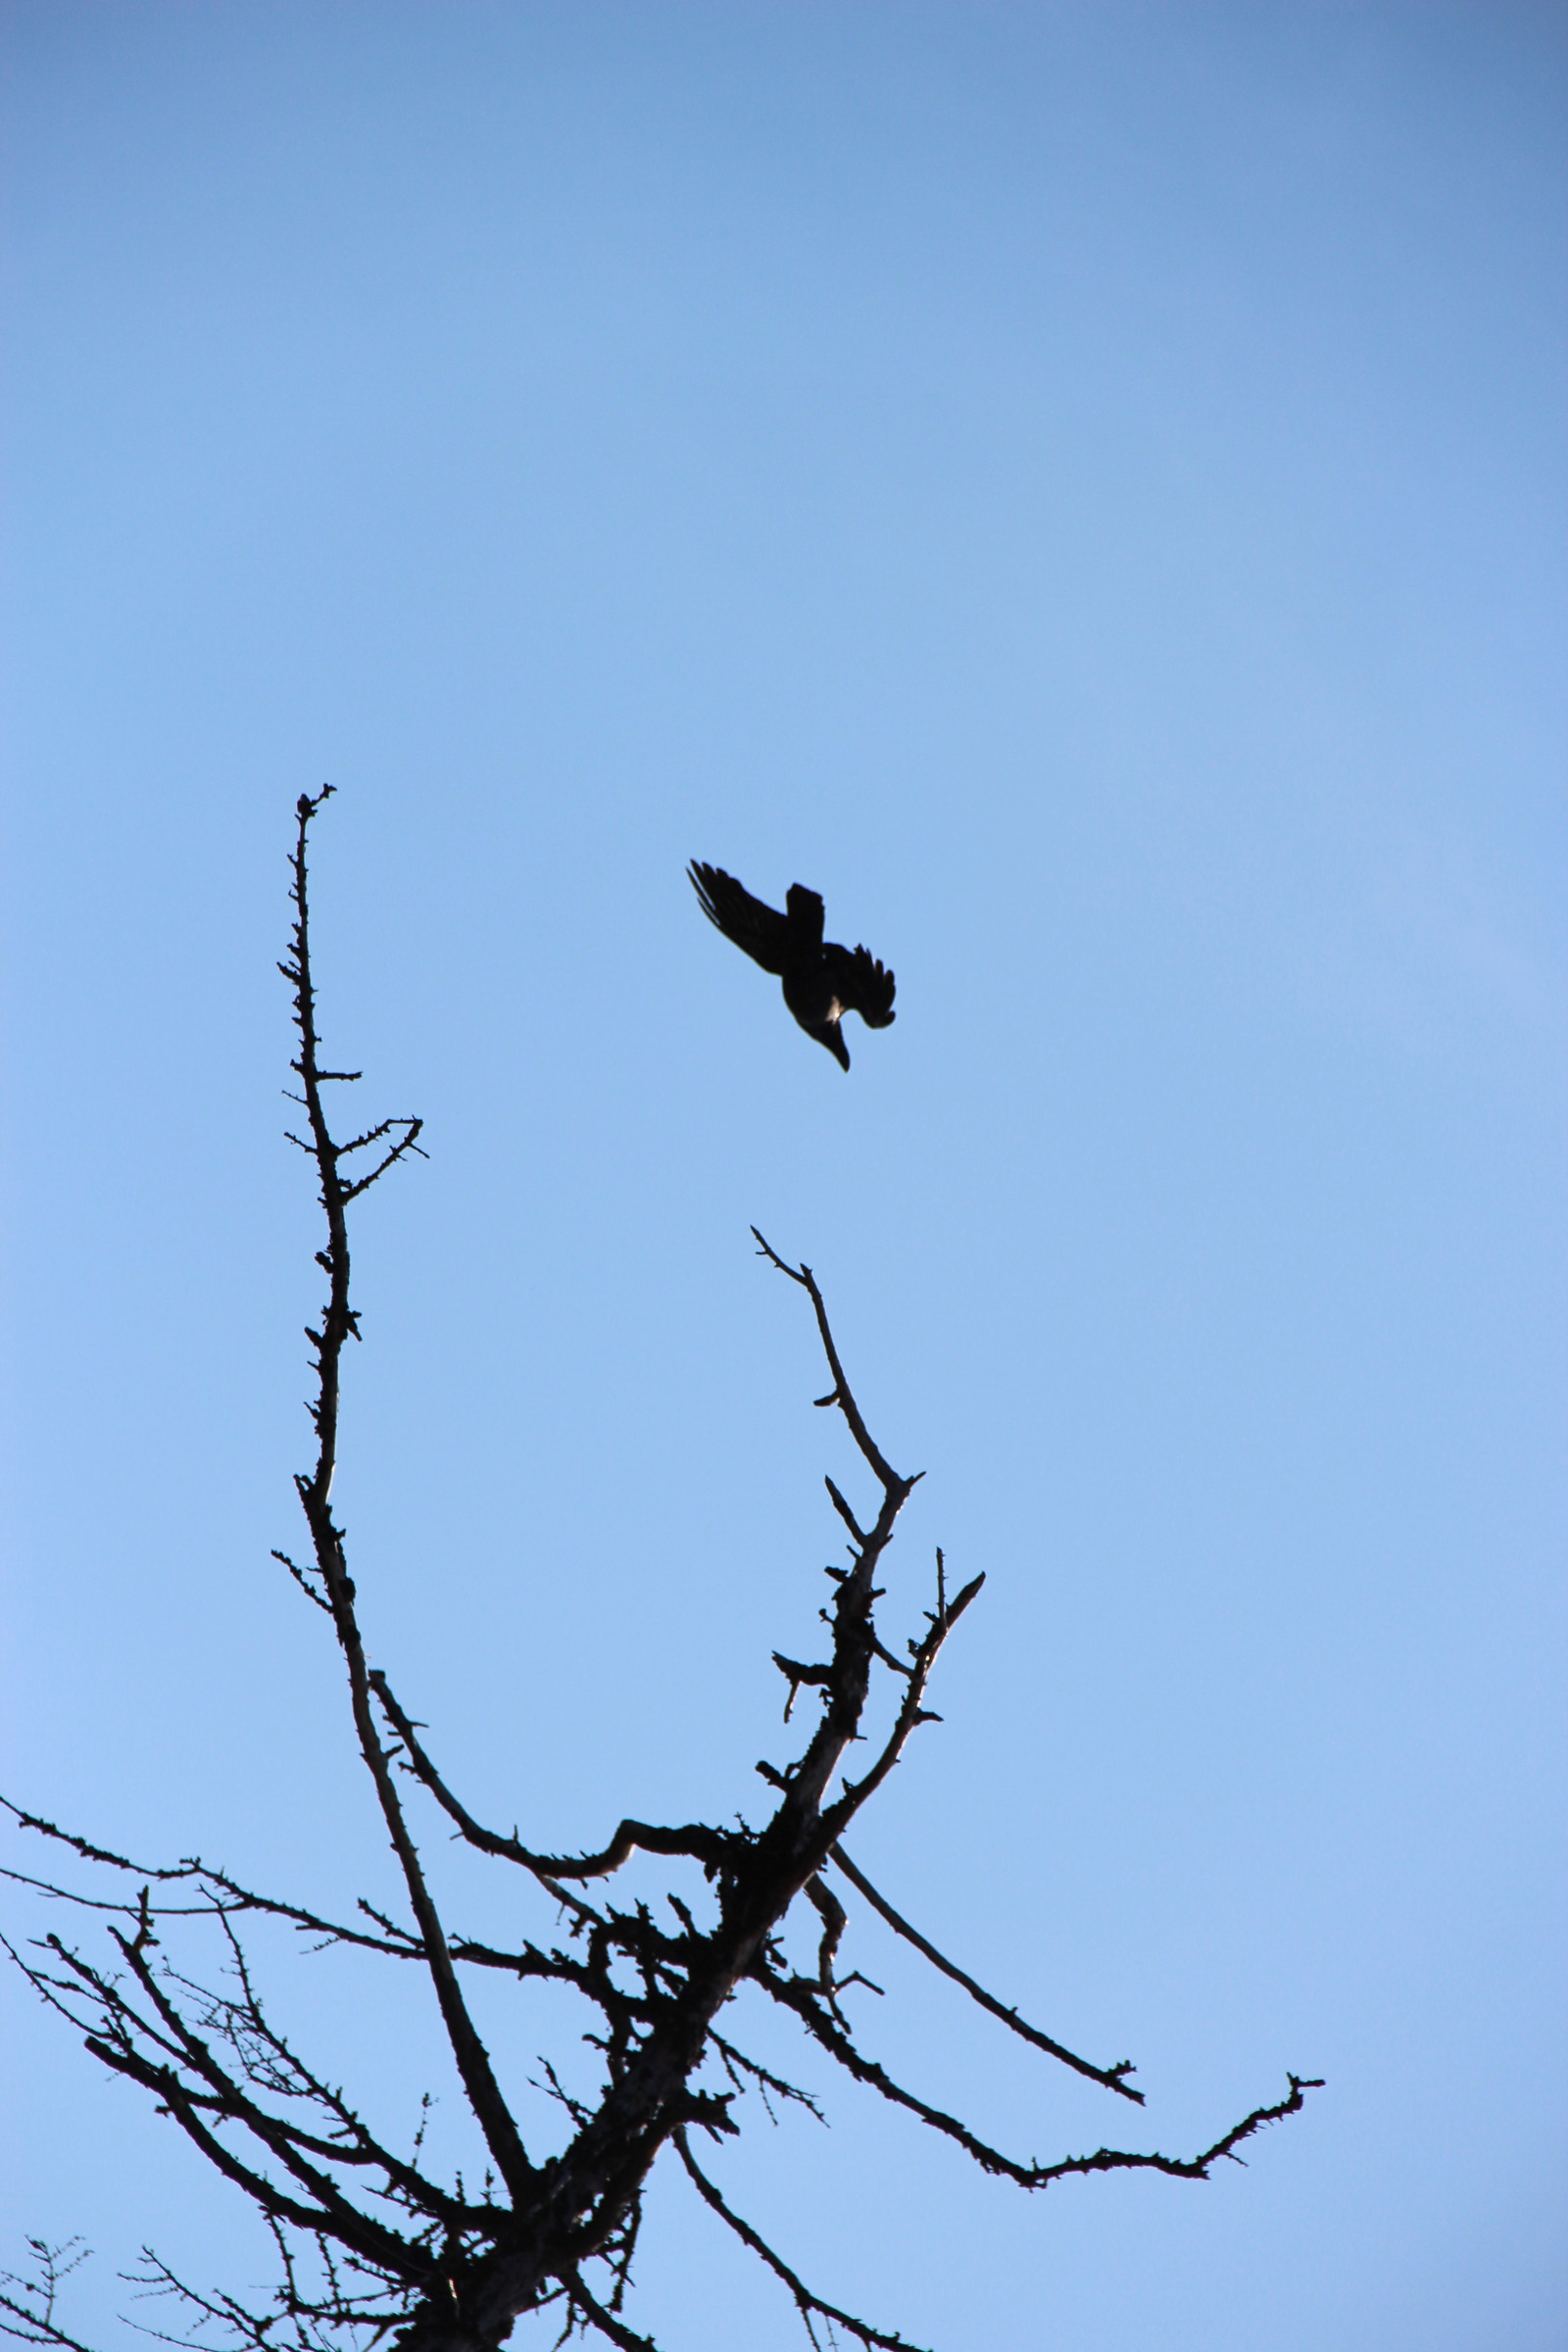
top-left (823, 941), bottom-right (897, 1028)
top-left (688, 861), bottom-right (793, 976)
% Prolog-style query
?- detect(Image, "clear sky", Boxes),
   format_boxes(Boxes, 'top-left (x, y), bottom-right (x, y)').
top-left (2, 6), bottom-right (1564, 2348)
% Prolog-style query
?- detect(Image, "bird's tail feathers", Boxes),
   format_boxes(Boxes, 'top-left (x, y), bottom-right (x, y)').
top-left (806, 1018), bottom-right (851, 1070)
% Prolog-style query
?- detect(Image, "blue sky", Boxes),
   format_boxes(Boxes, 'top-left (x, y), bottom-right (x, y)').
top-left (2, 5), bottom-right (1564, 2347)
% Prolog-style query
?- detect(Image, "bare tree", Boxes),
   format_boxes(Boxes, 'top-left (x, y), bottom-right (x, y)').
top-left (3, 792), bottom-right (1319, 2352)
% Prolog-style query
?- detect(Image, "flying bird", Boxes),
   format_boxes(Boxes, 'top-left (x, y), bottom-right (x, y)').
top-left (688, 861), bottom-right (896, 1070)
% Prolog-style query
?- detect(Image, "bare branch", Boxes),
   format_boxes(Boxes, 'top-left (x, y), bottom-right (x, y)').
top-left (803, 1876), bottom-right (848, 2004)
top-left (758, 1956), bottom-right (1322, 2191)
top-left (822, 1478), bottom-right (866, 1547)
top-left (0, 2241), bottom-right (98, 2352)
top-left (283, 790), bottom-right (532, 2204)
top-left (825, 1846), bottom-right (1144, 2103)
top-left (559, 2274), bottom-right (661, 2352)
top-left (708, 2034), bottom-right (824, 2125)
top-left (752, 1230), bottom-right (912, 1499)
top-left (369, 1673), bottom-right (726, 1884)
top-left (675, 2132), bottom-right (925, 2352)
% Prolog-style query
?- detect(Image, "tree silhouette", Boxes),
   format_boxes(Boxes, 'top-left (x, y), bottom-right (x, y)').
top-left (3, 793), bottom-right (1319, 2352)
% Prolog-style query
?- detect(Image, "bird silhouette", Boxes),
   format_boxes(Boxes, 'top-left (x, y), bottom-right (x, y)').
top-left (688, 861), bottom-right (896, 1070)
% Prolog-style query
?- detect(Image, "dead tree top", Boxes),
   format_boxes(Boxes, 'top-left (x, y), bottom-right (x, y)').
top-left (2, 791), bottom-right (1319, 2352)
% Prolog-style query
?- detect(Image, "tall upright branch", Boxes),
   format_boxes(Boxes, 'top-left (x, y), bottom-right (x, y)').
top-left (281, 787), bottom-right (532, 2203)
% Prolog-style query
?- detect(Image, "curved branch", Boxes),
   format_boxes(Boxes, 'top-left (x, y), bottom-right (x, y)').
top-left (560, 2272), bottom-right (662, 2352)
top-left (826, 1845), bottom-right (1143, 2103)
top-left (752, 1230), bottom-right (913, 1499)
top-left (675, 2131), bottom-right (926, 2352)
top-left (757, 1957), bottom-right (1323, 2190)
top-left (369, 1676), bottom-right (726, 1885)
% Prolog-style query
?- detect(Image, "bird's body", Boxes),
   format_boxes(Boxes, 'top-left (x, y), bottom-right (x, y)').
top-left (688, 862), bottom-right (896, 1069)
